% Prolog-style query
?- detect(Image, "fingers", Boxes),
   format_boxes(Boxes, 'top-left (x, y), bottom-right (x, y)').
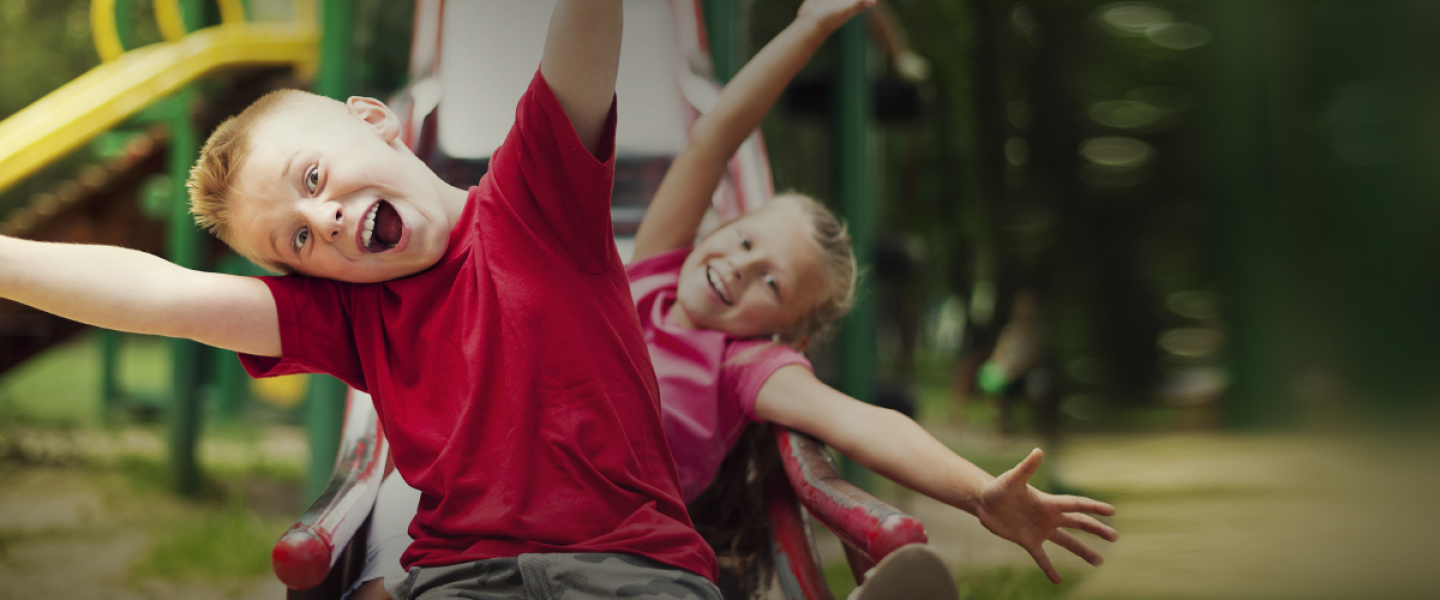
top-left (1028, 545), bottom-right (1061, 584)
top-left (1050, 530), bottom-right (1103, 567)
top-left (1061, 512), bottom-right (1119, 542)
top-left (1049, 494), bottom-right (1116, 517)
top-left (1001, 447), bottom-right (1045, 486)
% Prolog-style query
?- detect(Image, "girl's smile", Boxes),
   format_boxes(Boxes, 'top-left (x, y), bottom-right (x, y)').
top-left (671, 200), bottom-right (827, 340)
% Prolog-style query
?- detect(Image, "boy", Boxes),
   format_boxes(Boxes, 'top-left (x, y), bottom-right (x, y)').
top-left (0, 2), bottom-right (721, 598)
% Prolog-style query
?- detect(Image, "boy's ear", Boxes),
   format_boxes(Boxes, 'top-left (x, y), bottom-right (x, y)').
top-left (346, 96), bottom-right (401, 143)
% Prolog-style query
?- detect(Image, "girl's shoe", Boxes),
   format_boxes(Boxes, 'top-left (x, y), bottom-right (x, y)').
top-left (847, 544), bottom-right (958, 600)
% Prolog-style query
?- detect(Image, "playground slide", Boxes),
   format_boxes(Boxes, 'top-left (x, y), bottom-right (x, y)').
top-left (0, 12), bottom-right (316, 375)
top-left (0, 21), bottom-right (317, 197)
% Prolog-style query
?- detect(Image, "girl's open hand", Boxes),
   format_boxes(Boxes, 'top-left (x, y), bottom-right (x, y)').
top-left (796, 0), bottom-right (878, 32)
top-left (974, 448), bottom-right (1119, 584)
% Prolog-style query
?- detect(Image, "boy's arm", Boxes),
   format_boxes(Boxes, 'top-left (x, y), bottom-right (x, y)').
top-left (755, 365), bottom-right (1119, 584)
top-left (0, 236), bottom-right (281, 357)
top-left (540, 0), bottom-right (623, 157)
top-left (631, 0), bottom-right (875, 263)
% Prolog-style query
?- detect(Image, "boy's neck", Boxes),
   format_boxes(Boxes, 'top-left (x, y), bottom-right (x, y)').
top-left (437, 177), bottom-right (471, 230)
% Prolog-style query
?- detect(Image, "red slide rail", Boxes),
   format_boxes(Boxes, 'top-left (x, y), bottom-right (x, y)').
top-left (272, 388), bottom-right (389, 590)
top-left (774, 426), bottom-right (928, 585)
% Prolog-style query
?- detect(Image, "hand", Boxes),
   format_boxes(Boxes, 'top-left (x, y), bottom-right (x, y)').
top-left (796, 0), bottom-right (877, 33)
top-left (974, 448), bottom-right (1119, 584)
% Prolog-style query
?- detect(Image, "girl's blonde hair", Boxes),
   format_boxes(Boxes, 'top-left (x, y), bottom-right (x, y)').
top-left (769, 193), bottom-right (857, 347)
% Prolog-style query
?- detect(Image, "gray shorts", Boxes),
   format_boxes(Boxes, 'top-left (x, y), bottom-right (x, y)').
top-left (384, 553), bottom-right (721, 600)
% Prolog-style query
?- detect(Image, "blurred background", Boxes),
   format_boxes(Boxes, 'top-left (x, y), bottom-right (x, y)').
top-left (1, 0), bottom-right (1437, 599)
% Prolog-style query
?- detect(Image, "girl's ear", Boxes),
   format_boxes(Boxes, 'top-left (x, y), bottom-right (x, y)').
top-left (346, 96), bottom-right (401, 143)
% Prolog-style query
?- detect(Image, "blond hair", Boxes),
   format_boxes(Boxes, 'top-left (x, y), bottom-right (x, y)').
top-left (186, 89), bottom-right (312, 274)
top-left (770, 193), bottom-right (857, 347)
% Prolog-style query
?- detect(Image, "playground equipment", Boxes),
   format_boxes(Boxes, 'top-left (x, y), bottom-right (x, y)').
top-left (0, 0), bottom-right (321, 493)
top-left (0, 0), bottom-right (317, 197)
top-left (276, 391), bottom-right (928, 600)
top-left (274, 1), bottom-right (910, 598)
top-left (0, 0), bottom-right (317, 370)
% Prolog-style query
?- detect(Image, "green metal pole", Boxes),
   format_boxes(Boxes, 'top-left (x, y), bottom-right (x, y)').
top-left (99, 330), bottom-right (120, 422)
top-left (212, 254), bottom-right (256, 421)
top-left (167, 95), bottom-right (202, 496)
top-left (834, 19), bottom-right (874, 483)
top-left (1203, 1), bottom-right (1291, 429)
top-left (167, 0), bottom-right (207, 495)
top-left (702, 0), bottom-right (740, 82)
top-left (300, 0), bottom-right (355, 504)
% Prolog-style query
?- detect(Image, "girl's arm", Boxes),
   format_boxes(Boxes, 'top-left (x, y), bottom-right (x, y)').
top-left (631, 0), bottom-right (876, 263)
top-left (0, 236), bottom-right (281, 357)
top-left (755, 365), bottom-right (1119, 584)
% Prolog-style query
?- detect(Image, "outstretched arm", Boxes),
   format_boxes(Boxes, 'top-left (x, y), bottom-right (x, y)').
top-left (631, 0), bottom-right (876, 263)
top-left (540, 0), bottom-right (623, 157)
top-left (0, 237), bottom-right (280, 357)
top-left (755, 365), bottom-right (1119, 584)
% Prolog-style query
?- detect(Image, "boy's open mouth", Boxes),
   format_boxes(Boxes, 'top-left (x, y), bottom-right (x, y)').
top-left (361, 200), bottom-right (403, 252)
top-left (705, 265), bottom-right (733, 305)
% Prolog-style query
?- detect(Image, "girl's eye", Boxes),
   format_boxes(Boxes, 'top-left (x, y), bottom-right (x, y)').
top-left (305, 167), bottom-right (320, 194)
top-left (764, 274), bottom-right (779, 294)
top-left (740, 235), bottom-right (751, 251)
top-left (293, 227), bottom-right (310, 252)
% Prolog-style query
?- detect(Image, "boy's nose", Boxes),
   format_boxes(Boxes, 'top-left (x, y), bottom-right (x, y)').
top-left (307, 202), bottom-right (345, 241)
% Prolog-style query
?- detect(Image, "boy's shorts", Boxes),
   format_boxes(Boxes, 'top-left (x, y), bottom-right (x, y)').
top-left (384, 553), bottom-right (721, 600)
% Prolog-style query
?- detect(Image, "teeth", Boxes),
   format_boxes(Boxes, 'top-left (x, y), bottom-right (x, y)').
top-left (706, 266), bottom-right (728, 304)
top-left (361, 203), bottom-right (379, 248)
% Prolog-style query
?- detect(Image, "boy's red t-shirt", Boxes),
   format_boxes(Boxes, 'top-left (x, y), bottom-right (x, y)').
top-left (240, 70), bottom-right (717, 581)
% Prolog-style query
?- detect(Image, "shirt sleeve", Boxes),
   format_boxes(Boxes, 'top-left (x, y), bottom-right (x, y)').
top-left (720, 339), bottom-right (813, 422)
top-left (237, 275), bottom-right (368, 392)
top-left (484, 67), bottom-right (619, 274)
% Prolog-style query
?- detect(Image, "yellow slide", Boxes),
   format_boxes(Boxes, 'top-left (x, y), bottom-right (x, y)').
top-left (0, 0), bottom-right (317, 197)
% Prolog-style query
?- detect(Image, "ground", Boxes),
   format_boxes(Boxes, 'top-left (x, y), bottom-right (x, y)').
top-left (4, 423), bottom-right (1438, 600)
top-left (2, 336), bottom-right (1437, 599)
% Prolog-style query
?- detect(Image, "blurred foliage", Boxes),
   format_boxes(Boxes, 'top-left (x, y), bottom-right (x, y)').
top-left (2, 0), bottom-right (1435, 437)
top-left (0, 0), bottom-right (411, 219)
top-left (0, 0), bottom-right (99, 120)
top-left (749, 0), bottom-right (1439, 434)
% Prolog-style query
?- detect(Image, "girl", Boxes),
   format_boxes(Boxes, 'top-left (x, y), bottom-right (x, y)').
top-left (628, 0), bottom-right (1116, 595)
top-left (352, 1), bottom-right (1116, 598)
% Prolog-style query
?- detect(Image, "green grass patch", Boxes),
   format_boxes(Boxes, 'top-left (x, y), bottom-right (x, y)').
top-left (0, 530), bottom-right (19, 557)
top-left (0, 335), bottom-right (100, 428)
top-left (130, 501), bottom-right (279, 583)
top-left (825, 561), bottom-right (1084, 599)
top-left (0, 333), bottom-right (172, 428)
top-left (823, 559), bottom-right (860, 598)
top-left (955, 565), bottom-right (1082, 600)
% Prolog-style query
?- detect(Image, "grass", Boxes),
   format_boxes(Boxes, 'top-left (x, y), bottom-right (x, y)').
top-left (0, 334), bottom-right (102, 427)
top-left (97, 454), bottom-right (297, 584)
top-left (824, 560), bottom-right (1084, 600)
top-left (129, 500), bottom-right (281, 583)
top-left (0, 332), bottom-right (173, 427)
top-left (955, 566), bottom-right (1082, 600)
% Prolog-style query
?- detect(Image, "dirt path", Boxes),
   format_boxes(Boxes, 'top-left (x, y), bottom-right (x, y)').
top-left (0, 426), bottom-right (301, 600)
top-left (14, 425), bottom-right (1424, 600)
top-left (0, 465), bottom-right (287, 600)
top-left (1060, 433), bottom-right (1440, 600)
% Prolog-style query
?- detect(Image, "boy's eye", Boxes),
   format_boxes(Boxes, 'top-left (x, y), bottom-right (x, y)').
top-left (305, 167), bottom-right (320, 194)
top-left (740, 235), bottom-right (751, 251)
top-left (293, 227), bottom-right (309, 252)
top-left (765, 274), bottom-right (779, 294)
